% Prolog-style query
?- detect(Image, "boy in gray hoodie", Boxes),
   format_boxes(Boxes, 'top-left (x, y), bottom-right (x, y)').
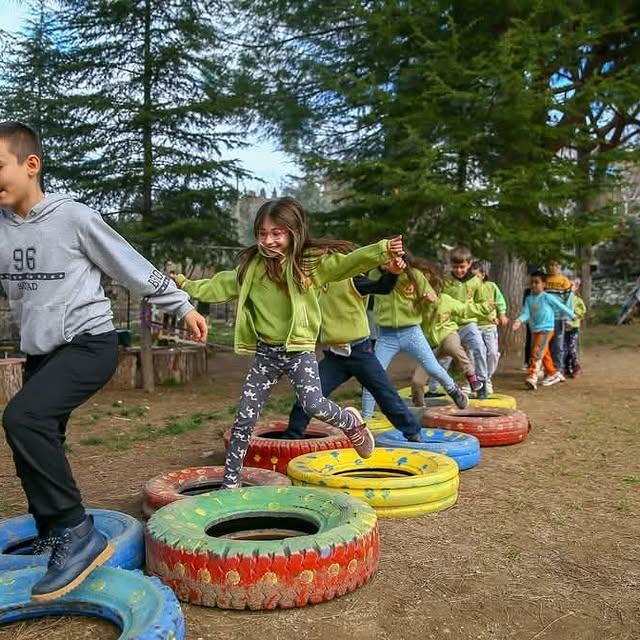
top-left (0, 121), bottom-right (208, 601)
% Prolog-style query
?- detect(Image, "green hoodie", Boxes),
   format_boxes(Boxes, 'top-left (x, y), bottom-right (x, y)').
top-left (422, 293), bottom-right (494, 347)
top-left (373, 268), bottom-right (434, 328)
top-left (176, 239), bottom-right (392, 354)
top-left (441, 272), bottom-right (489, 324)
top-left (477, 281), bottom-right (507, 327)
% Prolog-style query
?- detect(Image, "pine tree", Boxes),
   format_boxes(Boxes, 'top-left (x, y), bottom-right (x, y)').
top-left (56, 0), bottom-right (249, 257)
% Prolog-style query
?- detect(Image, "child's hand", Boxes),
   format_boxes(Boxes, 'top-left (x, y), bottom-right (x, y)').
top-left (388, 235), bottom-right (403, 257)
top-left (184, 310), bottom-right (208, 343)
top-left (512, 320), bottom-right (521, 331)
top-left (499, 315), bottom-right (509, 327)
top-left (385, 257), bottom-right (406, 274)
top-left (423, 290), bottom-right (437, 303)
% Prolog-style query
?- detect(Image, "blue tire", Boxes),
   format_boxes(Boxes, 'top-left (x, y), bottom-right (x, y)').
top-left (375, 428), bottom-right (481, 470)
top-left (0, 567), bottom-right (184, 639)
top-left (0, 509), bottom-right (144, 572)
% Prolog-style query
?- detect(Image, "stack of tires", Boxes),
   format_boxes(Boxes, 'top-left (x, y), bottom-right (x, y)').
top-left (287, 448), bottom-right (460, 517)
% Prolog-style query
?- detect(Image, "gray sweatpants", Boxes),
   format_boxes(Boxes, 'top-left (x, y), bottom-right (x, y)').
top-left (223, 342), bottom-right (356, 487)
top-left (479, 325), bottom-right (500, 380)
top-left (458, 322), bottom-right (488, 382)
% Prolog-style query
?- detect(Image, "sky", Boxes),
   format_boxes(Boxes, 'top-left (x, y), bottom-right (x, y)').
top-left (0, 1), bottom-right (299, 194)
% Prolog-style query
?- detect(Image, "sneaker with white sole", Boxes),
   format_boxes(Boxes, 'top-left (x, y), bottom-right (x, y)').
top-left (343, 407), bottom-right (375, 458)
top-left (541, 372), bottom-right (563, 387)
top-left (485, 379), bottom-right (494, 395)
top-left (525, 376), bottom-right (537, 390)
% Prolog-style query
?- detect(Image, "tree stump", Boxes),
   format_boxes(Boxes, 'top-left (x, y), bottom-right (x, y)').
top-left (148, 346), bottom-right (207, 386)
top-left (104, 350), bottom-right (139, 391)
top-left (0, 358), bottom-right (24, 404)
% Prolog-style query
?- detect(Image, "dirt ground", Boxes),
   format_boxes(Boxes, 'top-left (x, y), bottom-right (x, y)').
top-left (0, 324), bottom-right (638, 640)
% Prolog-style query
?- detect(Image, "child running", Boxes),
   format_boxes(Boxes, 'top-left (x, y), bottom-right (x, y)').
top-left (442, 247), bottom-right (490, 398)
top-left (0, 121), bottom-right (208, 600)
top-left (360, 255), bottom-right (469, 419)
top-left (564, 277), bottom-right (586, 378)
top-left (471, 261), bottom-right (509, 394)
top-left (175, 197), bottom-right (405, 488)
top-left (410, 260), bottom-right (492, 406)
top-left (545, 260), bottom-right (574, 377)
top-left (513, 271), bottom-right (575, 390)
top-left (283, 256), bottom-right (423, 442)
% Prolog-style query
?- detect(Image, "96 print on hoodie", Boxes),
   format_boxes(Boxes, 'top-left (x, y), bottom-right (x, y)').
top-left (0, 194), bottom-right (193, 355)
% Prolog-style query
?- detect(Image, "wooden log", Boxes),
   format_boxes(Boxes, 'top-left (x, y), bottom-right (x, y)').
top-left (0, 358), bottom-right (24, 404)
top-left (104, 350), bottom-right (139, 391)
top-left (150, 346), bottom-right (207, 385)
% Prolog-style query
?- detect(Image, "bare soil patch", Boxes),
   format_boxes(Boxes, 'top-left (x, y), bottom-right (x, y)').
top-left (0, 324), bottom-right (638, 640)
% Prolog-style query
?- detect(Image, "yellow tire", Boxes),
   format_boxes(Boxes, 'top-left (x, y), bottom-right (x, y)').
top-left (287, 448), bottom-right (459, 517)
top-left (374, 493), bottom-right (458, 517)
top-left (398, 386), bottom-right (517, 410)
top-left (367, 413), bottom-right (394, 432)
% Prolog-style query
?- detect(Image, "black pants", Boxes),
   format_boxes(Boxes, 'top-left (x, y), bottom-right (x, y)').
top-left (2, 332), bottom-right (118, 534)
top-left (287, 339), bottom-right (420, 439)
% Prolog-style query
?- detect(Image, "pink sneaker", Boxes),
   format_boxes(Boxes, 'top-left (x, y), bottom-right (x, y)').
top-left (343, 407), bottom-right (375, 459)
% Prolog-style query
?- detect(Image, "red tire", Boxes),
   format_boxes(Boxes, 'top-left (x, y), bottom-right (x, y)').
top-left (142, 466), bottom-right (291, 518)
top-left (223, 421), bottom-right (351, 474)
top-left (422, 406), bottom-right (531, 446)
top-left (145, 487), bottom-right (380, 610)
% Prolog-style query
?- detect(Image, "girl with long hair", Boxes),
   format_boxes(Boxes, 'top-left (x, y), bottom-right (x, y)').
top-left (176, 197), bottom-right (404, 488)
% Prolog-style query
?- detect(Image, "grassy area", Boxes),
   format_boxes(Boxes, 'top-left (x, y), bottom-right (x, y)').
top-left (207, 322), bottom-right (235, 346)
top-left (79, 410), bottom-right (224, 451)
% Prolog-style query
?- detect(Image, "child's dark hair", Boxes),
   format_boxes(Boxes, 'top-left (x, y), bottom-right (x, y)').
top-left (237, 197), bottom-right (356, 291)
top-left (450, 245), bottom-right (472, 264)
top-left (411, 255), bottom-right (444, 294)
top-left (530, 270), bottom-right (546, 282)
top-left (0, 121), bottom-right (42, 166)
top-left (471, 260), bottom-right (490, 281)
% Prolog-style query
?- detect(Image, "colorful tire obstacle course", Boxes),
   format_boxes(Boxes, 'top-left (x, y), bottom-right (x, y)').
top-left (287, 448), bottom-right (460, 517)
top-left (375, 428), bottom-right (481, 470)
top-left (223, 421), bottom-right (351, 474)
top-left (142, 466), bottom-right (291, 518)
top-left (397, 386), bottom-right (518, 410)
top-left (0, 509), bottom-right (144, 572)
top-left (423, 406), bottom-right (531, 446)
top-left (145, 486), bottom-right (380, 610)
top-left (0, 567), bottom-right (185, 639)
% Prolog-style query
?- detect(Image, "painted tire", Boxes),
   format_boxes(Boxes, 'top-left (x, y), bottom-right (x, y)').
top-left (423, 406), bottom-right (531, 446)
top-left (0, 509), bottom-right (144, 572)
top-left (223, 421), bottom-right (351, 474)
top-left (398, 386), bottom-right (517, 410)
top-left (375, 428), bottom-right (481, 470)
top-left (0, 567), bottom-right (184, 639)
top-left (142, 466), bottom-right (291, 518)
top-left (367, 413), bottom-right (394, 432)
top-left (145, 487), bottom-right (379, 610)
top-left (287, 448), bottom-right (459, 517)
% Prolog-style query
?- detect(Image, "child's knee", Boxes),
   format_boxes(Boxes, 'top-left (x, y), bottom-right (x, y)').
top-left (2, 399), bottom-right (27, 439)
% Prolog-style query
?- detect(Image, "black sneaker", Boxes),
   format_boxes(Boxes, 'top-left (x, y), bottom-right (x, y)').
top-left (447, 386), bottom-right (469, 409)
top-left (31, 515), bottom-right (113, 601)
top-left (476, 383), bottom-right (489, 400)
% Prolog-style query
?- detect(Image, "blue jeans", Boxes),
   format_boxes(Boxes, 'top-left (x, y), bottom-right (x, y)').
top-left (287, 339), bottom-right (420, 438)
top-left (458, 323), bottom-right (488, 382)
top-left (362, 325), bottom-right (456, 418)
top-left (550, 318), bottom-right (566, 373)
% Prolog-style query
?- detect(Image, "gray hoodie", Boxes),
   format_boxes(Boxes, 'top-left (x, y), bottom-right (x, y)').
top-left (0, 194), bottom-right (193, 355)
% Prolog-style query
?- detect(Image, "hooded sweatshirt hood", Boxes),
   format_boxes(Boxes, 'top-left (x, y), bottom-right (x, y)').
top-left (2, 193), bottom-right (73, 226)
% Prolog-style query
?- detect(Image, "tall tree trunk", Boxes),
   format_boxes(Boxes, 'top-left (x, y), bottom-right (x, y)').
top-left (577, 243), bottom-right (593, 311)
top-left (140, 0), bottom-right (155, 392)
top-left (491, 243), bottom-right (527, 358)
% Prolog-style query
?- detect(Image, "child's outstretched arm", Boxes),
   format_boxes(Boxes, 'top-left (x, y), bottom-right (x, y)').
top-left (548, 294), bottom-right (575, 320)
top-left (175, 269), bottom-right (239, 303)
top-left (78, 209), bottom-right (208, 340)
top-left (494, 285), bottom-right (509, 325)
top-left (312, 236), bottom-right (403, 286)
top-left (512, 300), bottom-right (530, 330)
top-left (352, 260), bottom-right (403, 296)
